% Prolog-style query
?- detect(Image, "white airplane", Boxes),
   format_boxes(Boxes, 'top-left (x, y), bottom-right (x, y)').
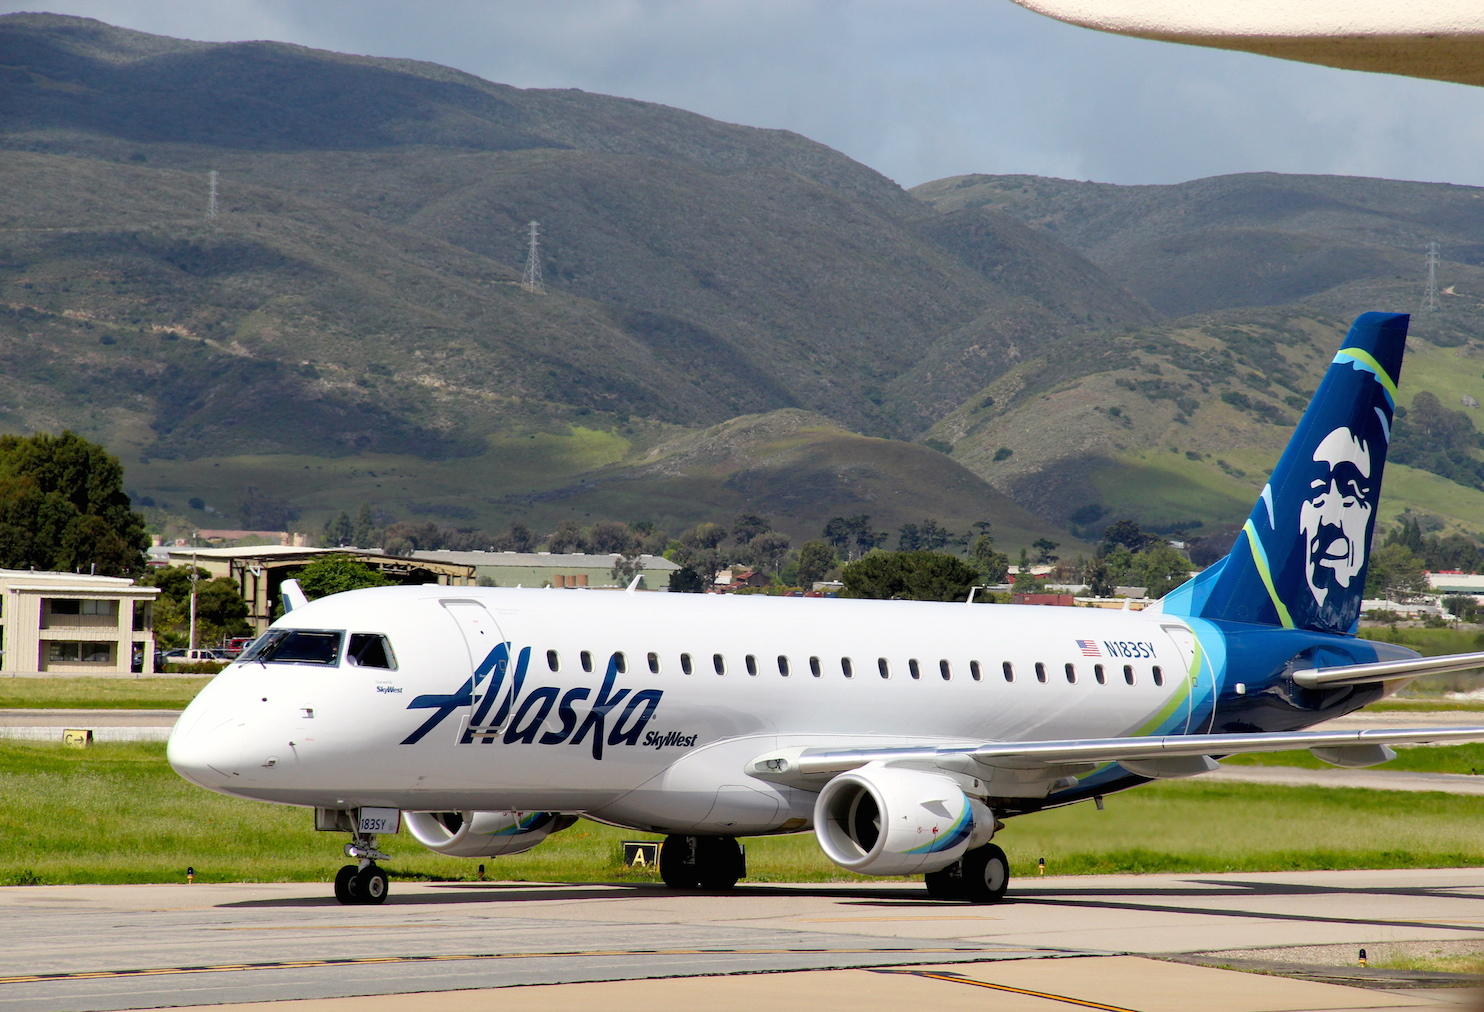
top-left (169, 312), bottom-right (1484, 905)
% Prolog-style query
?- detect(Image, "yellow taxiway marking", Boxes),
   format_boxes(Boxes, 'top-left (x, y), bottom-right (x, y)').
top-left (880, 969), bottom-right (1140, 1011)
top-left (0, 945), bottom-right (1005, 986)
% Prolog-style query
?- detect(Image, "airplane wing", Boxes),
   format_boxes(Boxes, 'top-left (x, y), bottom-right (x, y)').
top-left (747, 724), bottom-right (1484, 790)
top-left (1293, 650), bottom-right (1484, 688)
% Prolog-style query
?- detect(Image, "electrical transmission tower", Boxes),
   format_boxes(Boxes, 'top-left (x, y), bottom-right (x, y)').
top-left (206, 170), bottom-right (219, 221)
top-left (521, 220), bottom-right (544, 294)
top-left (1422, 240), bottom-right (1440, 312)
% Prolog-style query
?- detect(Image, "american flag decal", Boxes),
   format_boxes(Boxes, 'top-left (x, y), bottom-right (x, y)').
top-left (1076, 639), bottom-right (1101, 657)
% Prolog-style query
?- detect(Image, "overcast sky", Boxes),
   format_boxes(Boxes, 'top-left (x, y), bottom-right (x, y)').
top-left (7, 0), bottom-right (1484, 190)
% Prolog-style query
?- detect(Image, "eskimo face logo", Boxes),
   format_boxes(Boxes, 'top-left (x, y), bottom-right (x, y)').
top-left (1298, 425), bottom-right (1373, 606)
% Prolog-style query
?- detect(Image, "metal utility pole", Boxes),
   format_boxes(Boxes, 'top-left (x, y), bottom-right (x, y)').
top-left (521, 220), bottom-right (544, 294)
top-left (188, 545), bottom-right (199, 650)
top-left (206, 170), bottom-right (219, 222)
top-left (1422, 241), bottom-right (1440, 312)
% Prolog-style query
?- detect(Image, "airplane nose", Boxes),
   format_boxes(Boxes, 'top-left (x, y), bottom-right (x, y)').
top-left (166, 712), bottom-right (240, 791)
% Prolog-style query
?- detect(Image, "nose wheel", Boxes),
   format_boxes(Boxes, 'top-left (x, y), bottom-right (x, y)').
top-left (334, 832), bottom-right (390, 905)
top-left (659, 834), bottom-right (744, 890)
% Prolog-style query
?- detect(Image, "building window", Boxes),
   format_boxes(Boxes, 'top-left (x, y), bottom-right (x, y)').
top-left (48, 641), bottom-right (112, 663)
top-left (681, 652), bottom-right (693, 675)
top-left (647, 651), bottom-right (660, 674)
top-left (777, 655), bottom-right (790, 677)
top-left (49, 599), bottom-right (81, 616)
top-left (132, 602), bottom-right (152, 632)
top-left (878, 657), bottom-right (890, 679)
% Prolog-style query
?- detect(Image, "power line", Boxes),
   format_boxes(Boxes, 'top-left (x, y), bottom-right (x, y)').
top-left (521, 220), bottom-right (544, 294)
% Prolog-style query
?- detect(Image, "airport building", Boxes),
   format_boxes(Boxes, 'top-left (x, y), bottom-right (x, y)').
top-left (412, 550), bottom-right (679, 590)
top-left (158, 546), bottom-right (476, 634)
top-left (0, 569), bottom-right (159, 675)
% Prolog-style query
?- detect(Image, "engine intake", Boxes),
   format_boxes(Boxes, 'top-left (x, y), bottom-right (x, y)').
top-left (404, 810), bottom-right (576, 858)
top-left (814, 764), bottom-right (993, 876)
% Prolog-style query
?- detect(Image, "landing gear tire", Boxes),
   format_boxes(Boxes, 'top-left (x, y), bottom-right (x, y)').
top-left (659, 834), bottom-right (743, 890)
top-left (961, 843), bottom-right (1009, 904)
top-left (334, 864), bottom-right (360, 905)
top-left (355, 865), bottom-right (389, 905)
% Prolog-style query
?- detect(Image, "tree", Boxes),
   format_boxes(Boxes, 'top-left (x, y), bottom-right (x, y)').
top-left (588, 520), bottom-right (639, 555)
top-left (1443, 595), bottom-right (1480, 623)
top-left (0, 430), bottom-right (149, 576)
top-left (1364, 543), bottom-right (1429, 601)
top-left (1131, 544), bottom-right (1193, 598)
top-left (352, 504), bottom-right (381, 548)
top-left (668, 565), bottom-right (707, 594)
top-left (1032, 537), bottom-right (1060, 565)
top-left (322, 511), bottom-right (353, 547)
top-left (141, 565), bottom-right (250, 648)
top-left (747, 531), bottom-right (791, 575)
top-left (1084, 555), bottom-right (1115, 598)
top-left (238, 485), bottom-right (298, 530)
top-left (968, 534), bottom-right (1009, 583)
top-left (294, 555), bottom-right (394, 599)
top-left (1101, 519), bottom-right (1159, 554)
top-left (795, 540), bottom-right (837, 588)
top-left (546, 519), bottom-right (586, 553)
top-left (731, 513), bottom-right (770, 546)
top-left (840, 550), bottom-right (981, 602)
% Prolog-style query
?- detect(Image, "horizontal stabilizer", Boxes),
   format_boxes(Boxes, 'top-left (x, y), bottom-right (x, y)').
top-left (1292, 650), bottom-right (1484, 688)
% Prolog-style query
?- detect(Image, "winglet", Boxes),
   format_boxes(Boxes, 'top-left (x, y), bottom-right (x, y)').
top-left (280, 578), bottom-right (309, 613)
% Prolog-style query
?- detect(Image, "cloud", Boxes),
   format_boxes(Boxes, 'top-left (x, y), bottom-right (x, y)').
top-left (4, 0), bottom-right (1483, 189)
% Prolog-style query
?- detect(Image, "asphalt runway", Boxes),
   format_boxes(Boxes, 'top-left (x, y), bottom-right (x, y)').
top-left (2, 869), bottom-right (1481, 1011)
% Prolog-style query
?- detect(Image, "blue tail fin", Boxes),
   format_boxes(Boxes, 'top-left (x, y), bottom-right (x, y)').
top-left (1161, 312), bottom-right (1408, 634)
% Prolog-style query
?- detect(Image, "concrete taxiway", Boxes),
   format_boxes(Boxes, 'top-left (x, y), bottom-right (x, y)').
top-left (1, 868), bottom-right (1480, 1011)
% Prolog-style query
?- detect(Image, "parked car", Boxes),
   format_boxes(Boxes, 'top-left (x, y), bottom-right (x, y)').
top-left (158, 647), bottom-right (231, 666)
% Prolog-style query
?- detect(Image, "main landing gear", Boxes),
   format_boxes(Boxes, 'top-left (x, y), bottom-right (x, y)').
top-left (334, 831), bottom-right (390, 905)
top-left (923, 842), bottom-right (1010, 904)
top-left (659, 834), bottom-right (745, 890)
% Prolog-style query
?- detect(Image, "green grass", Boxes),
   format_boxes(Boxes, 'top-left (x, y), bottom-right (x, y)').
top-left (1377, 950), bottom-right (1484, 974)
top-left (0, 677), bottom-right (209, 710)
top-left (1224, 743), bottom-right (1484, 774)
top-left (4, 741), bottom-right (1484, 888)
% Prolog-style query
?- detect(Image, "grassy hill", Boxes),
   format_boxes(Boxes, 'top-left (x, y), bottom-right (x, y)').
top-left (2, 13), bottom-right (1483, 552)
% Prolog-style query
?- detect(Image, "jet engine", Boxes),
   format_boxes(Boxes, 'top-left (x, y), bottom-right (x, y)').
top-left (813, 764), bottom-right (994, 876)
top-left (404, 810), bottom-right (577, 858)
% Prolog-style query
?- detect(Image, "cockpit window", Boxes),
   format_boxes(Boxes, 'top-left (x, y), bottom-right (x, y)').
top-left (241, 629), bottom-right (343, 666)
top-left (347, 633), bottom-right (396, 670)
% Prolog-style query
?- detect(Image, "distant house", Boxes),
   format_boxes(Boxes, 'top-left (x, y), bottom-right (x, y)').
top-left (0, 570), bottom-right (159, 675)
top-left (412, 550), bottom-right (679, 591)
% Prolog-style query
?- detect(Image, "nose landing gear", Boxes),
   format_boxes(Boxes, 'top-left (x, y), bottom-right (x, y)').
top-left (659, 834), bottom-right (745, 890)
top-left (334, 832), bottom-right (390, 905)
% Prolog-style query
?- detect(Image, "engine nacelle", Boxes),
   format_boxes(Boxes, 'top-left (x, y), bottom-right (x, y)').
top-left (813, 764), bottom-right (994, 876)
top-left (404, 810), bottom-right (577, 858)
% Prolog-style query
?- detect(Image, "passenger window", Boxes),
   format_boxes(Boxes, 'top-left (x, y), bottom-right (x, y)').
top-left (745, 654), bottom-right (758, 676)
top-left (241, 629), bottom-right (343, 666)
top-left (878, 657), bottom-right (890, 679)
top-left (547, 649), bottom-right (560, 673)
top-left (970, 660), bottom-right (982, 682)
top-left (1152, 665), bottom-right (1164, 687)
top-left (347, 633), bottom-right (396, 670)
top-left (613, 651), bottom-right (626, 674)
top-left (1123, 664), bottom-right (1135, 685)
top-left (713, 653), bottom-right (726, 675)
top-left (681, 653), bottom-right (693, 675)
top-left (581, 650), bottom-right (593, 673)
top-left (647, 651), bottom-right (660, 674)
top-left (1034, 662), bottom-right (1047, 683)
top-left (908, 659), bottom-right (921, 680)
top-left (841, 657), bottom-right (853, 678)
top-left (1064, 662), bottom-right (1076, 684)
top-left (1002, 661), bottom-right (1014, 682)
top-left (810, 656), bottom-right (821, 677)
top-left (777, 655), bottom-right (790, 677)
top-left (939, 659), bottom-right (951, 681)
top-left (1094, 663), bottom-right (1105, 684)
